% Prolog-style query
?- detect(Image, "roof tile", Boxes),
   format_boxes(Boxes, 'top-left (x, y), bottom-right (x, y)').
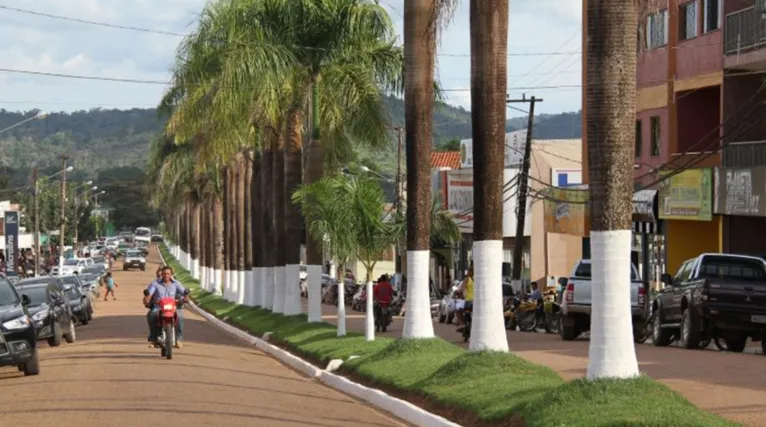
top-left (431, 151), bottom-right (461, 169)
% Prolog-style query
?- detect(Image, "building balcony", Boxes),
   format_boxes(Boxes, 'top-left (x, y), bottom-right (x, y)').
top-left (724, 7), bottom-right (766, 70)
top-left (723, 140), bottom-right (766, 167)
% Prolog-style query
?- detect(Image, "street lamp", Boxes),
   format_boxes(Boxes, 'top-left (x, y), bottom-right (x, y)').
top-left (0, 111), bottom-right (47, 134)
top-left (359, 165), bottom-right (394, 183)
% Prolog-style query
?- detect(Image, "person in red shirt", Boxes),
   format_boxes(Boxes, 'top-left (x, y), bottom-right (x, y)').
top-left (373, 274), bottom-right (394, 306)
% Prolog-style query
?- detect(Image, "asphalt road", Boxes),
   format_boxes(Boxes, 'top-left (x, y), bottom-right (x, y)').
top-left (0, 251), bottom-right (408, 427)
top-left (318, 301), bottom-right (766, 426)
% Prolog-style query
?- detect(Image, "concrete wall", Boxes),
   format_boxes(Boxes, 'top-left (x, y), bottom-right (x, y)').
top-left (665, 216), bottom-right (722, 274)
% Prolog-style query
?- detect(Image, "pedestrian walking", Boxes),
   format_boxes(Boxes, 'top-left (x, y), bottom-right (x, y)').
top-left (104, 272), bottom-right (118, 301)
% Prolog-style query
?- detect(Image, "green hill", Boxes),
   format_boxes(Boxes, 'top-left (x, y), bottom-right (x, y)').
top-left (0, 100), bottom-right (582, 173)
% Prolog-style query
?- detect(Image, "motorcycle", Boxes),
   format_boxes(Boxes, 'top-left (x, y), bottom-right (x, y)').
top-left (541, 293), bottom-right (561, 334)
top-left (461, 304), bottom-right (473, 342)
top-left (374, 303), bottom-right (393, 332)
top-left (514, 299), bottom-right (539, 332)
top-left (143, 288), bottom-right (190, 360)
top-left (503, 295), bottom-right (520, 330)
top-left (352, 287), bottom-right (367, 312)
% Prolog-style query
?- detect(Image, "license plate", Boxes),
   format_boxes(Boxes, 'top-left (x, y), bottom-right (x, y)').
top-left (751, 315), bottom-right (766, 324)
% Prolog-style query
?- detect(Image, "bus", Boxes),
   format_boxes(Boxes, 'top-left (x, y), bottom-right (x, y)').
top-left (135, 227), bottom-right (152, 244)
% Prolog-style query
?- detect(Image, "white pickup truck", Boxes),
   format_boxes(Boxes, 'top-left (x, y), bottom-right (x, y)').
top-left (559, 259), bottom-right (650, 342)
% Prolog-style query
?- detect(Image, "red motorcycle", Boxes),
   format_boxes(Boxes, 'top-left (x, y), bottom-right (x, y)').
top-left (143, 288), bottom-right (189, 359)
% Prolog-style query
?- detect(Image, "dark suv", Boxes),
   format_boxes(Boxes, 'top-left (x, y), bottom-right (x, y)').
top-left (0, 274), bottom-right (39, 375)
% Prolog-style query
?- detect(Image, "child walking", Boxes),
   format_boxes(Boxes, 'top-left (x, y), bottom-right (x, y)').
top-left (104, 272), bottom-right (118, 301)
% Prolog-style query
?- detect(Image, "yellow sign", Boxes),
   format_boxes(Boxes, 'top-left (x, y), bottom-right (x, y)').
top-left (543, 188), bottom-right (589, 236)
top-left (658, 169), bottom-right (712, 221)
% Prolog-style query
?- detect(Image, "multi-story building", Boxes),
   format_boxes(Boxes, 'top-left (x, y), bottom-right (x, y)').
top-left (582, 0), bottom-right (726, 275)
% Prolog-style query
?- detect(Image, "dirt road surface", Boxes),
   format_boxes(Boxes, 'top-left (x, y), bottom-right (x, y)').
top-left (319, 301), bottom-right (766, 426)
top-left (0, 251), bottom-right (407, 427)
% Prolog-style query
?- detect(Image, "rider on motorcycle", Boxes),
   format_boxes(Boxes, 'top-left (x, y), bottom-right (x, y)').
top-left (528, 281), bottom-right (542, 302)
top-left (143, 266), bottom-right (187, 349)
top-left (455, 266), bottom-right (474, 333)
top-left (373, 274), bottom-right (394, 320)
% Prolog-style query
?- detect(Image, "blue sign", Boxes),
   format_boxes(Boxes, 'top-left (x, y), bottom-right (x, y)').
top-left (4, 211), bottom-right (19, 273)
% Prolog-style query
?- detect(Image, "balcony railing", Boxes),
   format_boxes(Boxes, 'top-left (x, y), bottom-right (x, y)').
top-left (723, 140), bottom-right (766, 167)
top-left (725, 7), bottom-right (766, 55)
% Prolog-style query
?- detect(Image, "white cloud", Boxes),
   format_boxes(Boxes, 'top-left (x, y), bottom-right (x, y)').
top-left (0, 0), bottom-right (581, 117)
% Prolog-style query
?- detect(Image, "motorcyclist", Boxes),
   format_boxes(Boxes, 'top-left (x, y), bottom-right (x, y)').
top-left (455, 266), bottom-right (474, 333)
top-left (373, 274), bottom-right (394, 327)
top-left (529, 281), bottom-right (542, 302)
top-left (143, 266), bottom-right (187, 349)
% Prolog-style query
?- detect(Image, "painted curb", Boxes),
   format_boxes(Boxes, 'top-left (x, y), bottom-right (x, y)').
top-left (158, 243), bottom-right (462, 427)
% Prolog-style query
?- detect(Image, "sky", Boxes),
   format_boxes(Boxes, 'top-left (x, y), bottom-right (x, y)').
top-left (0, 0), bottom-right (582, 120)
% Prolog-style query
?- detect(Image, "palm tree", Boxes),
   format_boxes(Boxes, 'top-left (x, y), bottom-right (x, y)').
top-left (244, 149), bottom-right (255, 306)
top-left (235, 152), bottom-right (247, 305)
top-left (584, 0), bottom-right (640, 379)
top-left (467, 0), bottom-right (510, 352)
top-left (401, 0), bottom-right (457, 339)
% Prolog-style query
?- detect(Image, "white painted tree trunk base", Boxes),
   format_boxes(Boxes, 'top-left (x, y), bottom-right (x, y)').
top-left (252, 267), bottom-right (263, 307)
top-left (587, 230), bottom-right (640, 380)
top-left (307, 265), bottom-right (322, 323)
top-left (337, 280), bottom-right (346, 336)
top-left (272, 266), bottom-right (285, 314)
top-left (402, 250), bottom-right (435, 339)
top-left (469, 240), bottom-right (509, 352)
top-left (262, 267), bottom-right (274, 310)
top-left (224, 270), bottom-right (233, 301)
top-left (212, 268), bottom-right (222, 295)
top-left (192, 258), bottom-right (200, 280)
top-left (200, 266), bottom-right (207, 290)
top-left (237, 270), bottom-right (246, 305)
top-left (283, 264), bottom-right (302, 315)
top-left (365, 280), bottom-right (374, 341)
top-left (244, 269), bottom-right (254, 306)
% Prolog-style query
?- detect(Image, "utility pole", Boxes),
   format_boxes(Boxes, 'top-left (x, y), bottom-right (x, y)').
top-left (58, 154), bottom-right (69, 271)
top-left (391, 126), bottom-right (405, 279)
top-left (32, 167), bottom-right (40, 277)
top-left (508, 94), bottom-right (542, 291)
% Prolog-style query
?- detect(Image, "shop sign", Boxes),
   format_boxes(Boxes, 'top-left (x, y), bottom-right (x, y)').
top-left (632, 190), bottom-right (658, 223)
top-left (543, 187), bottom-right (589, 236)
top-left (658, 168), bottom-right (713, 221)
top-left (459, 129), bottom-right (528, 169)
top-left (714, 166), bottom-right (766, 216)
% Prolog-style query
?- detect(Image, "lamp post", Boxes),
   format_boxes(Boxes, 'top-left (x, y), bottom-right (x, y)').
top-left (0, 111), bottom-right (47, 134)
top-left (58, 157), bottom-right (72, 272)
top-left (73, 183), bottom-right (96, 247)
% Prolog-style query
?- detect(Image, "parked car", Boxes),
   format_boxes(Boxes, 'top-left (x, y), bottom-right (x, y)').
top-left (559, 259), bottom-right (649, 342)
top-left (15, 278), bottom-right (76, 346)
top-left (654, 253), bottom-right (766, 353)
top-left (151, 234), bottom-right (163, 242)
top-left (81, 264), bottom-right (106, 279)
top-left (63, 281), bottom-right (92, 325)
top-left (123, 250), bottom-right (146, 271)
top-left (51, 258), bottom-right (93, 276)
top-left (0, 273), bottom-right (39, 376)
top-left (90, 255), bottom-right (108, 270)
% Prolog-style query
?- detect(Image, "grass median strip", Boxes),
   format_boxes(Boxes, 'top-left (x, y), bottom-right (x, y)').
top-left (159, 244), bottom-right (737, 427)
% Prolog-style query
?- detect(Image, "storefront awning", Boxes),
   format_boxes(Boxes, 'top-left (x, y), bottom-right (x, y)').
top-left (632, 189), bottom-right (658, 223)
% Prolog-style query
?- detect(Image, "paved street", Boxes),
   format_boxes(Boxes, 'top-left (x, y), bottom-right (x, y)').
top-left (0, 252), bottom-right (407, 427)
top-left (319, 302), bottom-right (766, 426)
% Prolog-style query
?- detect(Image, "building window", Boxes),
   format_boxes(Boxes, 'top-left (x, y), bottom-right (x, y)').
top-left (635, 120), bottom-right (642, 158)
top-left (703, 0), bottom-right (721, 33)
top-left (650, 116), bottom-right (661, 157)
top-left (680, 2), bottom-right (697, 41)
top-left (646, 9), bottom-right (669, 49)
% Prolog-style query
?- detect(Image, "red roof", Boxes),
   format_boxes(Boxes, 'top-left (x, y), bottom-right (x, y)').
top-left (431, 151), bottom-right (461, 169)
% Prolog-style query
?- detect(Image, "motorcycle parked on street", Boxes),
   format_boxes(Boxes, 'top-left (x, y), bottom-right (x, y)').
top-left (374, 303), bottom-right (393, 332)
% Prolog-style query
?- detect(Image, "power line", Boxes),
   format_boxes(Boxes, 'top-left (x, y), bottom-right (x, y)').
top-left (0, 5), bottom-right (188, 37)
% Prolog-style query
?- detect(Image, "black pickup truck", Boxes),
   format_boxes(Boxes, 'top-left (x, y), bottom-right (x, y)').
top-left (654, 253), bottom-right (766, 353)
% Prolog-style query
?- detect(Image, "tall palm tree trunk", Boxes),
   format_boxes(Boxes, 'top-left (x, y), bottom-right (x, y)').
top-left (402, 0), bottom-right (437, 339)
top-left (213, 194), bottom-right (224, 295)
top-left (284, 99), bottom-right (305, 315)
top-left (223, 166), bottom-right (234, 299)
top-left (236, 153), bottom-right (247, 304)
top-left (304, 82), bottom-right (324, 322)
top-left (251, 151), bottom-right (263, 306)
top-left (191, 199), bottom-right (201, 280)
top-left (272, 133), bottom-right (287, 313)
top-left (585, 0), bottom-right (639, 380)
top-left (261, 133), bottom-right (276, 309)
top-left (244, 150), bottom-right (255, 306)
top-left (183, 203), bottom-right (190, 270)
top-left (468, 0), bottom-right (509, 352)
top-left (200, 199), bottom-right (209, 290)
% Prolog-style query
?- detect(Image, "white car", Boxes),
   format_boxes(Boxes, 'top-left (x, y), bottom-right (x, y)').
top-left (52, 258), bottom-right (89, 276)
top-left (123, 250), bottom-right (146, 271)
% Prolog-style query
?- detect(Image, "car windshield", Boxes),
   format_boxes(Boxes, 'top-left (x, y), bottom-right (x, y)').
top-left (65, 286), bottom-right (80, 300)
top-left (698, 256), bottom-right (766, 281)
top-left (0, 278), bottom-right (19, 306)
top-left (574, 262), bottom-right (639, 281)
top-left (17, 286), bottom-right (48, 307)
top-left (136, 229), bottom-right (151, 237)
top-left (64, 259), bottom-right (80, 266)
top-left (127, 251), bottom-right (142, 257)
top-left (61, 276), bottom-right (80, 287)
top-left (92, 256), bottom-right (105, 264)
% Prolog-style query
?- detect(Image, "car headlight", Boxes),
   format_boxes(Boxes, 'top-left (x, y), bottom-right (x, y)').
top-left (4, 315), bottom-right (32, 330)
top-left (32, 311), bottom-right (48, 321)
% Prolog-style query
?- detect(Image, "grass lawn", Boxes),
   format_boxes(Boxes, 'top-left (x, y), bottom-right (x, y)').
top-left (159, 244), bottom-right (738, 427)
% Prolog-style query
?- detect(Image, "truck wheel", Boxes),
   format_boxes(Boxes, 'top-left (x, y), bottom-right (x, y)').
top-left (560, 317), bottom-right (578, 341)
top-left (679, 309), bottom-right (702, 349)
top-left (47, 322), bottom-right (62, 347)
top-left (716, 335), bottom-right (747, 353)
top-left (652, 311), bottom-right (673, 347)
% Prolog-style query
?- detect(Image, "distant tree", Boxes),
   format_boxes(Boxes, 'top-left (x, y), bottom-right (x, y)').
top-left (434, 137), bottom-right (461, 152)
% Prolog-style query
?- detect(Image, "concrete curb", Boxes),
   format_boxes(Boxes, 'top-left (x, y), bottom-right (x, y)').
top-left (158, 243), bottom-right (461, 427)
